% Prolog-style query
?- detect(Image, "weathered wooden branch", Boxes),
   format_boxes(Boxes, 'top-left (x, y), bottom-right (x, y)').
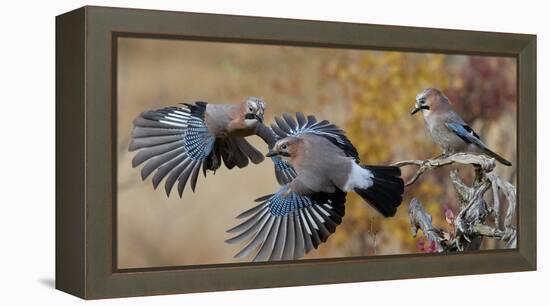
top-left (408, 198), bottom-right (444, 252)
top-left (399, 153), bottom-right (517, 252)
top-left (392, 153), bottom-right (495, 186)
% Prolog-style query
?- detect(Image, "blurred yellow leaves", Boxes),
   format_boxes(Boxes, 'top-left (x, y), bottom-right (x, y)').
top-left (118, 38), bottom-right (517, 264)
top-left (317, 51), bottom-right (451, 255)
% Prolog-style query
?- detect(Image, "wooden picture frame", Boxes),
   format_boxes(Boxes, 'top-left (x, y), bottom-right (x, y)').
top-left (56, 6), bottom-right (536, 299)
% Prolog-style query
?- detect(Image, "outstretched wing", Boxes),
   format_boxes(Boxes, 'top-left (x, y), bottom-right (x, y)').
top-left (258, 112), bottom-right (359, 185)
top-left (226, 186), bottom-right (347, 261)
top-left (129, 102), bottom-right (216, 197)
top-left (273, 112), bottom-right (359, 160)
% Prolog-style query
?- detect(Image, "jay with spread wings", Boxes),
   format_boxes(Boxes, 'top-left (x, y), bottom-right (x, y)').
top-left (227, 113), bottom-right (405, 261)
top-left (129, 97), bottom-right (266, 197)
top-left (129, 100), bottom-right (405, 262)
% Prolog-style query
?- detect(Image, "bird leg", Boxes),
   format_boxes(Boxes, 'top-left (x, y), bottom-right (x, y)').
top-left (210, 153), bottom-right (220, 173)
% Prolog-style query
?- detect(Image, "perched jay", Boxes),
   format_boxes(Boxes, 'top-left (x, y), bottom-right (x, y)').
top-left (411, 88), bottom-right (512, 166)
top-left (226, 113), bottom-right (405, 261)
top-left (129, 97), bottom-right (266, 197)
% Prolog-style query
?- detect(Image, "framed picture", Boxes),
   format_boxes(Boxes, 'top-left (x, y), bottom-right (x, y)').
top-left (56, 6), bottom-right (536, 299)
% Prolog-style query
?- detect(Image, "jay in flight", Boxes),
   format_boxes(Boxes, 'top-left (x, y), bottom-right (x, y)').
top-left (411, 88), bottom-right (512, 166)
top-left (226, 113), bottom-right (404, 261)
top-left (129, 97), bottom-right (266, 197)
top-left (129, 101), bottom-right (405, 261)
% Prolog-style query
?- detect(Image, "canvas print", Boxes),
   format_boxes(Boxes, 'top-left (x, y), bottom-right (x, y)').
top-left (116, 37), bottom-right (517, 269)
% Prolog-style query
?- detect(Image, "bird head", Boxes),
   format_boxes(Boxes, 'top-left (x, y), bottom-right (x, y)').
top-left (411, 88), bottom-right (450, 115)
top-left (242, 96), bottom-right (265, 126)
top-left (266, 136), bottom-right (302, 162)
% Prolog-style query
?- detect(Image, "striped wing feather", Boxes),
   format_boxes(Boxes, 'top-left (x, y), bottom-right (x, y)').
top-left (226, 186), bottom-right (346, 261)
top-left (129, 102), bottom-right (215, 197)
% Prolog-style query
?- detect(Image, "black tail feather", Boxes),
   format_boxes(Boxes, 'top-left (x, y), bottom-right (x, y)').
top-left (354, 165), bottom-right (404, 217)
top-left (480, 147), bottom-right (512, 166)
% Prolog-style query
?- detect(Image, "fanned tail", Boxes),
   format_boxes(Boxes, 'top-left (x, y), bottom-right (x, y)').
top-left (354, 165), bottom-right (404, 217)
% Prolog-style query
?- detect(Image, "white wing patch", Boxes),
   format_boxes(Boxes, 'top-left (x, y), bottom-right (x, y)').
top-left (343, 163), bottom-right (373, 192)
top-left (158, 107), bottom-right (190, 127)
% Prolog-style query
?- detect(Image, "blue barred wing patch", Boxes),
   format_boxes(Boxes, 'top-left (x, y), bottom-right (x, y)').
top-left (129, 101), bottom-right (216, 197)
top-left (445, 122), bottom-right (482, 146)
top-left (184, 115), bottom-right (215, 161)
top-left (225, 186), bottom-right (346, 261)
top-left (271, 155), bottom-right (297, 185)
top-left (269, 186), bottom-right (313, 216)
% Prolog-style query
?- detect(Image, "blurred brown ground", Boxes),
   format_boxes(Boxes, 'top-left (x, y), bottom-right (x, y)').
top-left (117, 37), bottom-right (516, 268)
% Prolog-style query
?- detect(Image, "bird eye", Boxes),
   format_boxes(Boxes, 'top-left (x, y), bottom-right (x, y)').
top-left (281, 144), bottom-right (287, 150)
top-left (248, 107), bottom-right (254, 112)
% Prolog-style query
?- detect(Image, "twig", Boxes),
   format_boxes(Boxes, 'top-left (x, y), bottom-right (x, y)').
top-left (368, 217), bottom-right (378, 255)
top-left (392, 153), bottom-right (495, 186)
top-left (408, 198), bottom-right (444, 252)
top-left (397, 153), bottom-right (517, 252)
top-left (486, 173), bottom-right (517, 229)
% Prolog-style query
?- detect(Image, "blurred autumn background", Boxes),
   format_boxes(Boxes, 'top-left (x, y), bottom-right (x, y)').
top-left (117, 37), bottom-right (517, 269)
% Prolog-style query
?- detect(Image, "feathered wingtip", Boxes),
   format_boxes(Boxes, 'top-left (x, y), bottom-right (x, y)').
top-left (225, 189), bottom-right (347, 261)
top-left (268, 112), bottom-right (360, 186)
top-left (127, 102), bottom-right (213, 199)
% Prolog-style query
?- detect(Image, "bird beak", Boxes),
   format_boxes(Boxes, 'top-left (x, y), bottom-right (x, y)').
top-left (410, 105), bottom-right (421, 115)
top-left (411, 103), bottom-right (429, 115)
top-left (245, 111), bottom-right (264, 123)
top-left (266, 149), bottom-right (278, 157)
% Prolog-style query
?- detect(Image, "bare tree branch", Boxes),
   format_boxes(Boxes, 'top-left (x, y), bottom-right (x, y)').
top-left (487, 173), bottom-right (517, 229)
top-left (392, 153), bottom-right (495, 186)
top-left (397, 153), bottom-right (517, 252)
top-left (408, 198), bottom-right (444, 252)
